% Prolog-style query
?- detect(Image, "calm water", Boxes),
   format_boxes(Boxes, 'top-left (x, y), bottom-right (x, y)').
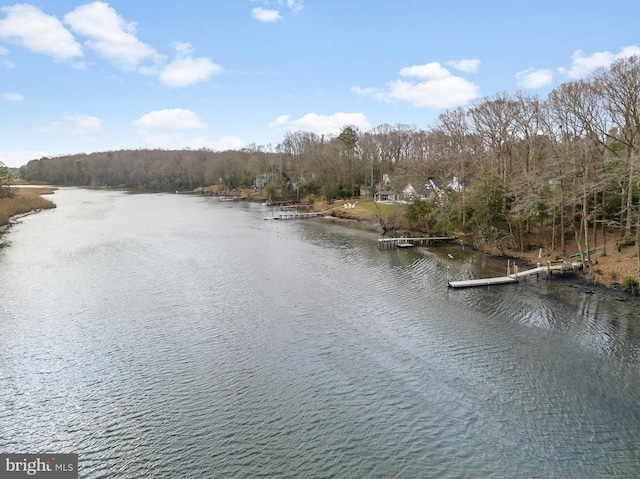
top-left (1, 188), bottom-right (639, 478)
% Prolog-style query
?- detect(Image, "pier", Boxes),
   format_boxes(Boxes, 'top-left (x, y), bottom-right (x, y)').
top-left (264, 211), bottom-right (324, 220)
top-left (448, 260), bottom-right (584, 288)
top-left (378, 236), bottom-right (455, 249)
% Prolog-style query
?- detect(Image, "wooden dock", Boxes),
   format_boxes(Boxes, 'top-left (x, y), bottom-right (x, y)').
top-left (448, 261), bottom-right (583, 288)
top-left (264, 211), bottom-right (324, 220)
top-left (449, 276), bottom-right (518, 287)
top-left (378, 236), bottom-right (455, 249)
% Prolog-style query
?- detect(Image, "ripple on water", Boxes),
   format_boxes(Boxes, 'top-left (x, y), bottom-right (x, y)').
top-left (1, 191), bottom-right (640, 478)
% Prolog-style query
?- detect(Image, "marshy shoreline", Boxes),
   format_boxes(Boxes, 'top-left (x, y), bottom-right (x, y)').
top-left (0, 187), bottom-right (58, 246)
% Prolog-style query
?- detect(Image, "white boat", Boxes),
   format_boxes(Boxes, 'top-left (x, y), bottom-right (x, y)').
top-left (397, 238), bottom-right (414, 248)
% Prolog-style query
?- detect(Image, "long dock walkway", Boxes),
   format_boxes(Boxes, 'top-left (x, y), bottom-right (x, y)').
top-left (264, 211), bottom-right (324, 220)
top-left (448, 262), bottom-right (582, 288)
top-left (378, 236), bottom-right (455, 249)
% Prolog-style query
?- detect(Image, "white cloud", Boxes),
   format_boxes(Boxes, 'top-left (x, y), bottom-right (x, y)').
top-left (133, 109), bottom-right (207, 146)
top-left (447, 58), bottom-right (480, 73)
top-left (270, 112), bottom-right (371, 136)
top-left (351, 86), bottom-right (377, 96)
top-left (172, 41), bottom-right (193, 56)
top-left (252, 7), bottom-right (281, 22)
top-left (41, 114), bottom-right (103, 135)
top-left (200, 135), bottom-right (245, 151)
top-left (0, 46), bottom-right (14, 68)
top-left (286, 0), bottom-right (304, 13)
top-left (250, 0), bottom-right (303, 19)
top-left (64, 1), bottom-right (161, 71)
top-left (3, 92), bottom-right (23, 102)
top-left (516, 68), bottom-right (553, 89)
top-left (0, 4), bottom-right (82, 61)
top-left (1, 3), bottom-right (217, 86)
top-left (132, 109), bottom-right (207, 131)
top-left (365, 62), bottom-right (479, 109)
top-left (131, 109), bottom-right (240, 150)
top-left (0, 150), bottom-right (51, 168)
top-left (559, 45), bottom-right (640, 79)
top-left (400, 62), bottom-right (451, 79)
top-left (159, 43), bottom-right (222, 88)
top-left (618, 45), bottom-right (640, 57)
top-left (68, 114), bottom-right (103, 134)
top-left (377, 78), bottom-right (478, 108)
top-left (268, 114), bottom-right (291, 128)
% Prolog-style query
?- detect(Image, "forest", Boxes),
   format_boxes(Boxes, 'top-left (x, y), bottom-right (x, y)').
top-left (15, 56), bottom-right (640, 280)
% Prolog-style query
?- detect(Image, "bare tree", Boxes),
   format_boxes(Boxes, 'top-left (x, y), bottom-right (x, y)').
top-left (436, 107), bottom-right (473, 228)
top-left (595, 56), bottom-right (640, 237)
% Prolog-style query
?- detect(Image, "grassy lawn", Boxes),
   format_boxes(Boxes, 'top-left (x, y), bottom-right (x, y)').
top-left (0, 187), bottom-right (57, 225)
top-left (324, 199), bottom-right (409, 229)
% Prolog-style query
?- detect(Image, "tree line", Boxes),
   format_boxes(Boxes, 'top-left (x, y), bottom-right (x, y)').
top-left (19, 55), bottom-right (640, 274)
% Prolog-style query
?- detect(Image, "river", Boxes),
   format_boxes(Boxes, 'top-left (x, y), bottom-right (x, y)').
top-left (1, 188), bottom-right (639, 478)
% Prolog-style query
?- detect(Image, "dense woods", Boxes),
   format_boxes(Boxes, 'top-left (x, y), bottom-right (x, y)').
top-left (18, 56), bottom-right (640, 280)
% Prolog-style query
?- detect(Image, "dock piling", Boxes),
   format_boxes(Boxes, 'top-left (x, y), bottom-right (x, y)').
top-left (378, 236), bottom-right (455, 250)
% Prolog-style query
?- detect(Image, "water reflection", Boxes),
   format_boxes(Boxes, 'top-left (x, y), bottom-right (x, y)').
top-left (0, 190), bottom-right (639, 478)
top-left (293, 218), bottom-right (640, 367)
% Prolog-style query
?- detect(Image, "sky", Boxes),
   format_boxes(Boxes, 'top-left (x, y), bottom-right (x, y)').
top-left (1, 0), bottom-right (639, 168)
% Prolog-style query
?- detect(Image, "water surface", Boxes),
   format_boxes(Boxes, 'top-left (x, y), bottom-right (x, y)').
top-left (1, 188), bottom-right (639, 478)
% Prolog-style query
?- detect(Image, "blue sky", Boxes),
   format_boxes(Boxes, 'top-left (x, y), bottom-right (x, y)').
top-left (1, 0), bottom-right (639, 167)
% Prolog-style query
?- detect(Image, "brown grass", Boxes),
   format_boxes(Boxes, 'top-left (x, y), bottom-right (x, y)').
top-left (0, 187), bottom-right (57, 225)
top-left (318, 199), bottom-right (407, 224)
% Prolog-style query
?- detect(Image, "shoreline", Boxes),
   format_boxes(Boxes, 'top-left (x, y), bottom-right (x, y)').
top-left (2, 189), bottom-right (638, 296)
top-left (0, 186), bottom-right (58, 247)
top-left (0, 209), bottom-right (52, 248)
top-left (322, 200), bottom-right (639, 297)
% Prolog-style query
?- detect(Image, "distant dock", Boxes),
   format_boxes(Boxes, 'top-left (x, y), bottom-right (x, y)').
top-left (378, 236), bottom-right (455, 249)
top-left (448, 260), bottom-right (584, 288)
top-left (264, 211), bottom-right (324, 220)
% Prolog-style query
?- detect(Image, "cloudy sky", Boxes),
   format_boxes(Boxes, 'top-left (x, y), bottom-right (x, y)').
top-left (0, 0), bottom-right (639, 167)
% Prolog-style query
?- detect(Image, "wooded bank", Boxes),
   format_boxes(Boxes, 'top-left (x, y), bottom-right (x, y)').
top-left (7, 56), bottom-right (640, 287)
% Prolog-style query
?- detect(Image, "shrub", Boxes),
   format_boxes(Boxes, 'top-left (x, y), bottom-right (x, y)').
top-left (622, 277), bottom-right (639, 294)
